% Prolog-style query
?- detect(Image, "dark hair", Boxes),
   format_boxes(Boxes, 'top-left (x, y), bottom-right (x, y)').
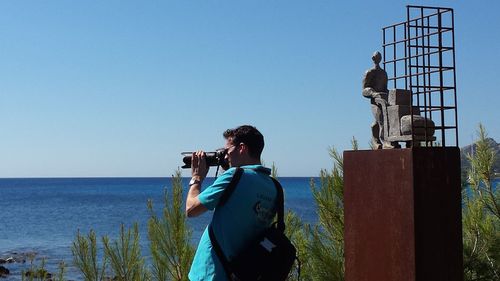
top-left (223, 125), bottom-right (264, 159)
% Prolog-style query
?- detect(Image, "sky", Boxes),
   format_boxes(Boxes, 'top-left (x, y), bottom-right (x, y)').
top-left (1, 0), bottom-right (499, 177)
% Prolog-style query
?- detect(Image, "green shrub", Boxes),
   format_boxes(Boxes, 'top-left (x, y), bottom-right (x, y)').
top-left (72, 230), bottom-right (107, 281)
top-left (463, 124), bottom-right (500, 280)
top-left (102, 223), bottom-right (149, 281)
top-left (147, 169), bottom-right (194, 281)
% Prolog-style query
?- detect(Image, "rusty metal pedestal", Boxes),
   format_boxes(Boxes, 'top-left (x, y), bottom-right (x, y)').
top-left (344, 147), bottom-right (462, 281)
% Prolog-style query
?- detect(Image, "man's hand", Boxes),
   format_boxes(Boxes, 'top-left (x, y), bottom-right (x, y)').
top-left (186, 150), bottom-right (209, 217)
top-left (191, 150), bottom-right (209, 181)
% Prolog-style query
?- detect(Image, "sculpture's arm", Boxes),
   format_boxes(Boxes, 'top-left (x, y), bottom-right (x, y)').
top-left (362, 87), bottom-right (379, 99)
top-left (362, 72), bottom-right (382, 99)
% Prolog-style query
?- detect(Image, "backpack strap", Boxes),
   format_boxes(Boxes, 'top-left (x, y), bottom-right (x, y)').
top-left (209, 223), bottom-right (238, 281)
top-left (218, 167), bottom-right (244, 207)
top-left (270, 177), bottom-right (285, 232)
top-left (209, 167), bottom-right (244, 280)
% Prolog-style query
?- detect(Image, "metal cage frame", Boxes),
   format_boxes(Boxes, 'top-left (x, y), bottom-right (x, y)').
top-left (382, 5), bottom-right (458, 147)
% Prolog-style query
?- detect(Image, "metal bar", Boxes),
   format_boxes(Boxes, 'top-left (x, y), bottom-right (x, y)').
top-left (426, 16), bottom-right (433, 131)
top-left (383, 27), bottom-right (386, 72)
top-left (388, 67), bottom-right (454, 79)
top-left (407, 6), bottom-right (414, 142)
top-left (420, 6), bottom-right (430, 145)
top-left (404, 21), bottom-right (408, 89)
top-left (384, 8), bottom-right (450, 29)
top-left (413, 92), bottom-right (453, 97)
top-left (408, 9), bottom-right (450, 21)
top-left (383, 56), bottom-right (409, 64)
top-left (407, 5), bottom-right (453, 11)
top-left (408, 28), bottom-right (453, 39)
top-left (407, 44), bottom-right (452, 49)
top-left (393, 25), bottom-right (397, 89)
top-left (412, 125), bottom-right (457, 129)
top-left (383, 48), bottom-right (453, 63)
top-left (382, 29), bottom-right (453, 47)
top-left (382, 37), bottom-right (411, 47)
top-left (407, 25), bottom-right (452, 31)
top-left (451, 10), bottom-right (459, 146)
top-left (438, 10), bottom-right (446, 145)
top-left (413, 91), bottom-right (455, 96)
top-left (383, 20), bottom-right (410, 30)
top-left (404, 85), bottom-right (455, 89)
top-left (408, 90), bottom-right (453, 97)
top-left (414, 15), bottom-right (421, 111)
top-left (383, 6), bottom-right (453, 28)
top-left (414, 105), bottom-right (456, 110)
top-left (408, 65), bottom-right (454, 70)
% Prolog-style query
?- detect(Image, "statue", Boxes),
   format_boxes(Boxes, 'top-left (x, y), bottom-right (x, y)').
top-left (362, 51), bottom-right (393, 149)
top-left (362, 51), bottom-right (436, 149)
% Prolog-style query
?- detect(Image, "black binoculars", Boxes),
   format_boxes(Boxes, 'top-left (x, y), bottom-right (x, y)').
top-left (181, 149), bottom-right (229, 170)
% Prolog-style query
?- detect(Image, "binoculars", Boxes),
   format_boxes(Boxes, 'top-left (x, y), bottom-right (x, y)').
top-left (181, 149), bottom-right (229, 170)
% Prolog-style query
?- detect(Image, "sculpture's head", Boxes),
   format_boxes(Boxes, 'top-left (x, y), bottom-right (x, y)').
top-left (372, 51), bottom-right (382, 65)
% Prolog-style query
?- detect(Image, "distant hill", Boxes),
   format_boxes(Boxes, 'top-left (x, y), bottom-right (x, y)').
top-left (460, 137), bottom-right (500, 177)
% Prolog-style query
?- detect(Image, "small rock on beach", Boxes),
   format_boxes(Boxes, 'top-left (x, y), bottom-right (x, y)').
top-left (0, 265), bottom-right (10, 276)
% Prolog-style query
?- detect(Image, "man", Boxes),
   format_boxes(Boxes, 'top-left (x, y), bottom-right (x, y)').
top-left (186, 125), bottom-right (278, 281)
top-left (362, 51), bottom-right (394, 149)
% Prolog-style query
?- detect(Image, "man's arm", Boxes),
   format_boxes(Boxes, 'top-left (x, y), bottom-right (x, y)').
top-left (185, 151), bottom-right (209, 217)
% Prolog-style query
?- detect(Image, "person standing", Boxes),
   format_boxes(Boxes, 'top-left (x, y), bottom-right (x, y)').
top-left (186, 125), bottom-right (278, 281)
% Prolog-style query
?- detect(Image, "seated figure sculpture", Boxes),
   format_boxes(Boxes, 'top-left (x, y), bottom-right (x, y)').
top-left (363, 51), bottom-right (436, 149)
top-left (362, 51), bottom-right (395, 149)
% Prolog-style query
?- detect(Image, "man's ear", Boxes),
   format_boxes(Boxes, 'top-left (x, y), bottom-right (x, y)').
top-left (239, 143), bottom-right (247, 154)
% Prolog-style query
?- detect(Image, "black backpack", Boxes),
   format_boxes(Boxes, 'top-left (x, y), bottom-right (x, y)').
top-left (208, 167), bottom-right (298, 281)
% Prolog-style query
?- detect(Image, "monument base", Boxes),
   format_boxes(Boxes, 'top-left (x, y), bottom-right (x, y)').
top-left (344, 147), bottom-right (462, 281)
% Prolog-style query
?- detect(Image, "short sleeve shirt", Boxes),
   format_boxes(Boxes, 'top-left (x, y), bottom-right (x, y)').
top-left (188, 165), bottom-right (277, 281)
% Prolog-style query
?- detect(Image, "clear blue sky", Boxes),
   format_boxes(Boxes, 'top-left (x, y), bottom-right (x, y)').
top-left (1, 0), bottom-right (499, 177)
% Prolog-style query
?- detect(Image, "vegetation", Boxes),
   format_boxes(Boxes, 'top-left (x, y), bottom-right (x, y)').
top-left (72, 224), bottom-right (150, 281)
top-left (147, 170), bottom-right (194, 281)
top-left (71, 169), bottom-right (193, 281)
top-left (305, 141), bottom-right (353, 281)
top-left (280, 139), bottom-right (356, 280)
top-left (20, 255), bottom-right (66, 281)
top-left (72, 230), bottom-right (107, 281)
top-left (103, 224), bottom-right (149, 281)
top-left (461, 136), bottom-right (500, 178)
top-left (462, 124), bottom-right (500, 280)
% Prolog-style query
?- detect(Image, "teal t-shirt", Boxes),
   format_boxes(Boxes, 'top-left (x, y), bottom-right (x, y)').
top-left (188, 165), bottom-right (277, 281)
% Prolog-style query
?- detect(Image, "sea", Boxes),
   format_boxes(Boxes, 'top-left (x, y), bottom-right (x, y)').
top-left (0, 177), bottom-right (318, 280)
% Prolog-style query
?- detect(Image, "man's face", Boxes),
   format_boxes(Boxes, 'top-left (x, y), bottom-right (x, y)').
top-left (372, 52), bottom-right (382, 64)
top-left (224, 137), bottom-right (240, 167)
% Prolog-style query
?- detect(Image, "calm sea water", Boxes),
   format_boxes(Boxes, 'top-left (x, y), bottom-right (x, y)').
top-left (0, 177), bottom-right (317, 280)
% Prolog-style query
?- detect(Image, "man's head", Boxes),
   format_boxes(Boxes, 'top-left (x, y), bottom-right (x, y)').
top-left (223, 125), bottom-right (264, 167)
top-left (372, 51), bottom-right (382, 65)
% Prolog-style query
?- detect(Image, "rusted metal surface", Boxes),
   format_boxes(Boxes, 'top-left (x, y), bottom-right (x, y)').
top-left (344, 148), bottom-right (462, 281)
top-left (344, 149), bottom-right (416, 281)
top-left (412, 147), bottom-right (462, 280)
